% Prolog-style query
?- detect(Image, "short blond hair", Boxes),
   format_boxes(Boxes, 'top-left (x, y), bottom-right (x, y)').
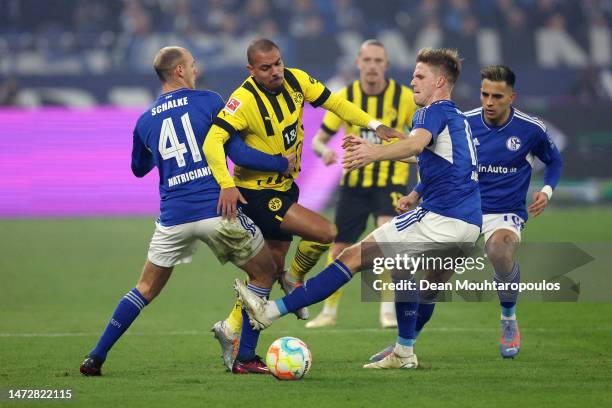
top-left (153, 46), bottom-right (186, 83)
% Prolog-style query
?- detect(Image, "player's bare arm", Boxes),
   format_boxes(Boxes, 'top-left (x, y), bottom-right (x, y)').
top-left (283, 152), bottom-right (297, 175)
top-left (342, 128), bottom-right (431, 171)
top-left (397, 156), bottom-right (417, 163)
top-left (311, 129), bottom-right (337, 165)
top-left (375, 124), bottom-right (406, 141)
top-left (528, 191), bottom-right (549, 217)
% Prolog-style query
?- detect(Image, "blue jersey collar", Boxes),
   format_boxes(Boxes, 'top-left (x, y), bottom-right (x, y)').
top-left (480, 106), bottom-right (515, 131)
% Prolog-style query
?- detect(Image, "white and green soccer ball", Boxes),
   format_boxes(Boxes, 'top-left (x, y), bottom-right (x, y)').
top-left (266, 337), bottom-right (312, 380)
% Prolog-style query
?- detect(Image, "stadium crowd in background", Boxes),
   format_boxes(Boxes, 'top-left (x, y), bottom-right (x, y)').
top-left (1, 0), bottom-right (610, 74)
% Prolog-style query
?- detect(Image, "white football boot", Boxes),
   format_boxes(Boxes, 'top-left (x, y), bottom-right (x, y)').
top-left (234, 279), bottom-right (273, 330)
top-left (363, 352), bottom-right (418, 369)
top-left (305, 311), bottom-right (337, 328)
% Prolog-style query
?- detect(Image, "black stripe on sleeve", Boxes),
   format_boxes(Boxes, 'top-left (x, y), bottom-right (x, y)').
top-left (242, 81), bottom-right (275, 136)
top-left (320, 123), bottom-right (337, 136)
top-left (310, 87), bottom-right (331, 108)
top-left (212, 117), bottom-right (236, 135)
top-left (390, 81), bottom-right (402, 128)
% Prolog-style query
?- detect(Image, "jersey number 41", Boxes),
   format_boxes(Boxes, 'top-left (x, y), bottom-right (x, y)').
top-left (159, 112), bottom-right (202, 167)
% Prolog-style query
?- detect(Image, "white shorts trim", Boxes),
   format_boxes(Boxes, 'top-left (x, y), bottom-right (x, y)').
top-left (147, 213), bottom-right (264, 268)
top-left (481, 213), bottom-right (524, 244)
top-left (372, 208), bottom-right (480, 260)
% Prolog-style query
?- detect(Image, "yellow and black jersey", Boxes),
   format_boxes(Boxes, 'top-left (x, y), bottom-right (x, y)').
top-left (321, 79), bottom-right (417, 188)
top-left (204, 67), bottom-right (375, 191)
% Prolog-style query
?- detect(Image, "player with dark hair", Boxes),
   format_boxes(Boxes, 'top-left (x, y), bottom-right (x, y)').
top-left (80, 46), bottom-right (296, 376)
top-left (204, 38), bottom-right (403, 369)
top-left (235, 48), bottom-right (482, 370)
top-left (369, 64), bottom-right (563, 362)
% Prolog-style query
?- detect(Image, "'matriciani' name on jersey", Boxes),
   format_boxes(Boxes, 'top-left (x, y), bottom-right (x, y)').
top-left (168, 166), bottom-right (211, 187)
top-left (151, 97), bottom-right (189, 116)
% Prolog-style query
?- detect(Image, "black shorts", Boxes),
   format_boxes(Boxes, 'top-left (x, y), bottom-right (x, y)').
top-left (238, 183), bottom-right (300, 242)
top-left (334, 185), bottom-right (408, 243)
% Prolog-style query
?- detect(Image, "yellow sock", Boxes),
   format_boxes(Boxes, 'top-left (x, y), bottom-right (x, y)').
top-left (226, 298), bottom-right (243, 334)
top-left (288, 239), bottom-right (331, 282)
top-left (322, 250), bottom-right (343, 314)
top-left (380, 270), bottom-right (394, 303)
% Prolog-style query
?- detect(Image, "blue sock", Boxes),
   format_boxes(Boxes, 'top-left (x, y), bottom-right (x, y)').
top-left (394, 278), bottom-right (418, 342)
top-left (277, 261), bottom-right (353, 315)
top-left (415, 303), bottom-right (436, 336)
top-left (494, 263), bottom-right (520, 317)
top-left (397, 336), bottom-right (415, 347)
top-left (90, 288), bottom-right (148, 361)
top-left (501, 303), bottom-right (516, 318)
top-left (237, 284), bottom-right (271, 361)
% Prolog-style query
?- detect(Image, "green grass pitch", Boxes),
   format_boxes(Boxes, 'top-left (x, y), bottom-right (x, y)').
top-left (1, 208), bottom-right (611, 407)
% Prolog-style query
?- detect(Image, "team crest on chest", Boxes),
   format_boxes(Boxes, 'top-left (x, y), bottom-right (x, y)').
top-left (506, 136), bottom-right (521, 151)
top-left (292, 92), bottom-right (304, 105)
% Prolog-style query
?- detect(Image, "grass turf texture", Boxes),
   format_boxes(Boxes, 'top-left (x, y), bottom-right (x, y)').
top-left (1, 208), bottom-right (611, 407)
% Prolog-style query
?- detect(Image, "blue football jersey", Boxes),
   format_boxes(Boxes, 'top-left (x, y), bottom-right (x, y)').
top-left (465, 106), bottom-right (563, 221)
top-left (412, 100), bottom-right (482, 227)
top-left (131, 88), bottom-right (225, 226)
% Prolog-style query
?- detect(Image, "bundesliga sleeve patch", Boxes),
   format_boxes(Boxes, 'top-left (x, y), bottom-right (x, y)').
top-left (224, 97), bottom-right (241, 115)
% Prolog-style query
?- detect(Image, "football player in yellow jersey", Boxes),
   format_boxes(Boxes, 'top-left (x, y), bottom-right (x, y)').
top-left (308, 40), bottom-right (418, 329)
top-left (203, 38), bottom-right (402, 370)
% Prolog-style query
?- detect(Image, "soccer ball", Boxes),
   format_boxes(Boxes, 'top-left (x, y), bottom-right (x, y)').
top-left (265, 337), bottom-right (312, 380)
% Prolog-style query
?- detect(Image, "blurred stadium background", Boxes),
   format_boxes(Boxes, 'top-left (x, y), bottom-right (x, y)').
top-left (2, 2), bottom-right (612, 405)
top-left (1, 0), bottom-right (612, 218)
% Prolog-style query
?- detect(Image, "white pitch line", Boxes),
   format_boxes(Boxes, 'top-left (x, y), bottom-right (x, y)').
top-left (0, 326), bottom-right (610, 338)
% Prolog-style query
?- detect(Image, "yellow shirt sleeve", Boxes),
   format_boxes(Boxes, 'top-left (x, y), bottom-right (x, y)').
top-left (203, 124), bottom-right (233, 188)
top-left (320, 92), bottom-right (373, 129)
top-left (320, 87), bottom-right (347, 134)
top-left (290, 68), bottom-right (374, 128)
top-left (202, 89), bottom-right (251, 189)
top-left (290, 68), bottom-right (330, 106)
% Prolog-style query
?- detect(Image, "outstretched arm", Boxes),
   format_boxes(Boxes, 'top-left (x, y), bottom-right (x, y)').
top-left (342, 128), bottom-right (431, 171)
top-left (321, 93), bottom-right (405, 141)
